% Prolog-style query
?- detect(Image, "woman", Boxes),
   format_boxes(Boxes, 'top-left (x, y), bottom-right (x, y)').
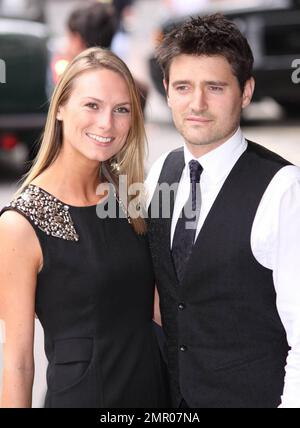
top-left (0, 47), bottom-right (170, 408)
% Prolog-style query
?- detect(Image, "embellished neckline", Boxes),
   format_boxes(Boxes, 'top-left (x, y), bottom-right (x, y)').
top-left (9, 184), bottom-right (80, 241)
top-left (6, 183), bottom-right (132, 242)
top-left (29, 184), bottom-right (131, 224)
top-left (29, 184), bottom-right (102, 209)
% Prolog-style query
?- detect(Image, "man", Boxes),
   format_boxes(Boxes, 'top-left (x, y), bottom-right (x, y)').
top-left (146, 14), bottom-right (300, 408)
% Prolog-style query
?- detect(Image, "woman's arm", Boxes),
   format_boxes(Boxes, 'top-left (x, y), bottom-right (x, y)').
top-left (0, 211), bottom-right (42, 408)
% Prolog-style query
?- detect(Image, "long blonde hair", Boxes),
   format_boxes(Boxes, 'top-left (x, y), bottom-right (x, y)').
top-left (17, 47), bottom-right (147, 234)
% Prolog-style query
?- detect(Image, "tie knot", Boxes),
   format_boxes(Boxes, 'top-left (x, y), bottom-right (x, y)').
top-left (189, 160), bottom-right (203, 184)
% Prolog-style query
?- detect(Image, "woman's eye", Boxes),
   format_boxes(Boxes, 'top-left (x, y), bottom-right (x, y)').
top-left (114, 106), bottom-right (130, 114)
top-left (85, 102), bottom-right (98, 110)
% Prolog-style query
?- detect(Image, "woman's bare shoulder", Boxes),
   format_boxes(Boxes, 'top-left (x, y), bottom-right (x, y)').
top-left (0, 209), bottom-right (37, 240)
top-left (0, 209), bottom-right (43, 271)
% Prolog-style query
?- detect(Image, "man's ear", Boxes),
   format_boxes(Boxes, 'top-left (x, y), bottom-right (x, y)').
top-left (163, 78), bottom-right (170, 107)
top-left (242, 77), bottom-right (255, 109)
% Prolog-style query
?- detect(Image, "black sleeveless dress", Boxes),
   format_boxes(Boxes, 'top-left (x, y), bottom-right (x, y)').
top-left (0, 184), bottom-right (170, 408)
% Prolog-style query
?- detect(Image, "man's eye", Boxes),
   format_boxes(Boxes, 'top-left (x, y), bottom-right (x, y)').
top-left (85, 102), bottom-right (98, 109)
top-left (209, 86), bottom-right (223, 92)
top-left (114, 107), bottom-right (130, 114)
top-left (176, 85), bottom-right (189, 92)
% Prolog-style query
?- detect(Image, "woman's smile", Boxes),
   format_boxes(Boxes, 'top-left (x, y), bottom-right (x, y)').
top-left (86, 132), bottom-right (115, 146)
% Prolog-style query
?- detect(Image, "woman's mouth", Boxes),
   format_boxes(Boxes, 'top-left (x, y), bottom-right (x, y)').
top-left (86, 132), bottom-right (115, 145)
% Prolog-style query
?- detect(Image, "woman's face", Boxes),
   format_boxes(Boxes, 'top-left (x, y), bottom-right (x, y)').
top-left (57, 68), bottom-right (132, 163)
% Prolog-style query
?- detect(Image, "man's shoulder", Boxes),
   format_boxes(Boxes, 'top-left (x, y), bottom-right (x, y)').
top-left (269, 164), bottom-right (300, 193)
top-left (246, 140), bottom-right (292, 167)
top-left (246, 140), bottom-right (300, 195)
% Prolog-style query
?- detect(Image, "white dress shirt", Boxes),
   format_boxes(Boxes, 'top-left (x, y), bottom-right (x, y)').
top-left (145, 128), bottom-right (300, 408)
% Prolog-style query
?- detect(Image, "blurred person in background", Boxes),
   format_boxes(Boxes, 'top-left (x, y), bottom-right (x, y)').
top-left (64, 1), bottom-right (117, 61)
top-left (111, 0), bottom-right (134, 61)
top-left (146, 14), bottom-right (300, 408)
top-left (61, 0), bottom-right (148, 111)
top-left (0, 47), bottom-right (170, 408)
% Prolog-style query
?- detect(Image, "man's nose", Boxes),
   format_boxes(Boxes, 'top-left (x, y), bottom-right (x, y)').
top-left (190, 89), bottom-right (208, 111)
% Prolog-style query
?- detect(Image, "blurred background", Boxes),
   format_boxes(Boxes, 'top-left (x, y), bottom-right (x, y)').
top-left (0, 0), bottom-right (299, 407)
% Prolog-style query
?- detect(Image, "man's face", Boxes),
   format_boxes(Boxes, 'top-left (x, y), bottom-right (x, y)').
top-left (165, 54), bottom-right (254, 156)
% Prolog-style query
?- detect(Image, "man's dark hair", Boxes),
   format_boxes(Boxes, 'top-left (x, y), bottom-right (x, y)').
top-left (113, 0), bottom-right (133, 22)
top-left (68, 2), bottom-right (117, 49)
top-left (156, 13), bottom-right (254, 92)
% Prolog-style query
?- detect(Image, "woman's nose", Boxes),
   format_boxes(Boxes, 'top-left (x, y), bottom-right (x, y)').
top-left (96, 110), bottom-right (113, 130)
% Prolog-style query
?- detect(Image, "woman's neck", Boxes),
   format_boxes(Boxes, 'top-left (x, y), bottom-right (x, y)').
top-left (31, 147), bottom-right (102, 206)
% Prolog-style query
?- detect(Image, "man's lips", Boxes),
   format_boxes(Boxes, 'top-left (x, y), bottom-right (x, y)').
top-left (186, 116), bottom-right (213, 123)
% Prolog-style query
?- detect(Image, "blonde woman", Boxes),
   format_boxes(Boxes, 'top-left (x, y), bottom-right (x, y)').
top-left (0, 48), bottom-right (170, 408)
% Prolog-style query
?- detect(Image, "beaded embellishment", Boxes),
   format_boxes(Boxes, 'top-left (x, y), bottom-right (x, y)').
top-left (7, 184), bottom-right (79, 241)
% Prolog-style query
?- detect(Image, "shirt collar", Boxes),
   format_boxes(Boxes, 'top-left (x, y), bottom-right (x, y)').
top-left (183, 128), bottom-right (247, 183)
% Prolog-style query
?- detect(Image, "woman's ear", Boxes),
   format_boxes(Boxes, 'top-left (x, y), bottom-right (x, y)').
top-left (56, 107), bottom-right (63, 121)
